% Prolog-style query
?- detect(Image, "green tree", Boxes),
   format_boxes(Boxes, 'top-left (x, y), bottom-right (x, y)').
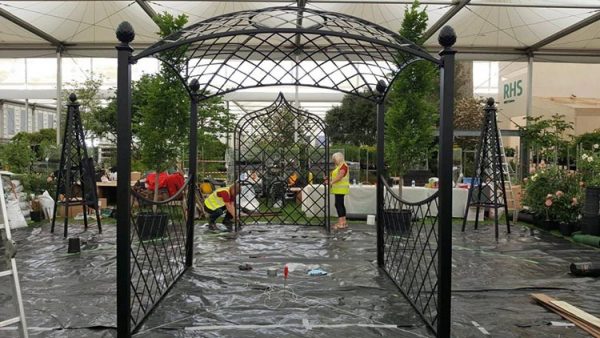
top-left (134, 12), bottom-right (234, 200)
top-left (0, 139), bottom-right (34, 173)
top-left (63, 75), bottom-right (104, 139)
top-left (520, 114), bottom-right (573, 166)
top-left (134, 13), bottom-right (190, 201)
top-left (325, 92), bottom-right (376, 146)
top-left (385, 0), bottom-right (438, 187)
top-left (454, 97), bottom-right (485, 150)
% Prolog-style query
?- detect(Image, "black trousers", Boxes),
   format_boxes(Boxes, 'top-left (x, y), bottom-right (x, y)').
top-left (205, 205), bottom-right (233, 224)
top-left (334, 194), bottom-right (346, 217)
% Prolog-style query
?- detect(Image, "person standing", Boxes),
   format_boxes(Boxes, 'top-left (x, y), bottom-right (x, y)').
top-left (204, 183), bottom-right (239, 231)
top-left (329, 152), bottom-right (349, 230)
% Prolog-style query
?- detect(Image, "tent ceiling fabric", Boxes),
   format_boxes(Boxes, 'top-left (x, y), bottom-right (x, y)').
top-left (0, 0), bottom-right (598, 61)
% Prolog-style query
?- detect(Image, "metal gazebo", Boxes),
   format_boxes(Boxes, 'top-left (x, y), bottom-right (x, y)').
top-left (115, 6), bottom-right (456, 337)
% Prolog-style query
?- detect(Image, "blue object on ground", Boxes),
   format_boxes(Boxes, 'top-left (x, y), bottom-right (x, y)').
top-left (307, 268), bottom-right (328, 276)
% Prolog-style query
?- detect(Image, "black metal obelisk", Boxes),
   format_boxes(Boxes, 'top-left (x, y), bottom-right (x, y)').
top-left (462, 97), bottom-right (510, 239)
top-left (51, 93), bottom-right (102, 237)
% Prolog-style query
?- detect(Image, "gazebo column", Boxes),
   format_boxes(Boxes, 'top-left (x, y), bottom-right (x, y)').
top-left (437, 26), bottom-right (457, 338)
top-left (375, 80), bottom-right (387, 267)
top-left (115, 21), bottom-right (135, 338)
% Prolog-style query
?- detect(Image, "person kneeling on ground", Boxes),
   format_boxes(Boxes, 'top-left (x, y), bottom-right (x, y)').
top-left (204, 183), bottom-right (240, 231)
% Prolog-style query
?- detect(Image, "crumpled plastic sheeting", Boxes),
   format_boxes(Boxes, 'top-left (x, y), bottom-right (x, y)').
top-left (2, 221), bottom-right (599, 338)
top-left (452, 224), bottom-right (600, 338)
top-left (0, 224), bottom-right (117, 338)
top-left (137, 224), bottom-right (429, 337)
top-left (0, 223), bottom-right (429, 338)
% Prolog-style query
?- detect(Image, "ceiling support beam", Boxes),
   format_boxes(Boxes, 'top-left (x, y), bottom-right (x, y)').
top-left (422, 0), bottom-right (470, 42)
top-left (525, 11), bottom-right (600, 52)
top-left (135, 0), bottom-right (158, 22)
top-left (0, 6), bottom-right (63, 47)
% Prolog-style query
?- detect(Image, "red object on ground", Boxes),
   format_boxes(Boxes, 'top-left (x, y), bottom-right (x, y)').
top-left (284, 265), bottom-right (289, 279)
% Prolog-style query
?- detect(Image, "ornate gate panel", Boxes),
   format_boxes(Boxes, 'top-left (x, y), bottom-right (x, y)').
top-left (234, 93), bottom-right (329, 229)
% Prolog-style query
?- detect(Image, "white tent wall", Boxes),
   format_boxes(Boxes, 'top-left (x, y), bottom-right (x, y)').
top-left (0, 1), bottom-right (598, 142)
top-left (0, 1), bottom-right (596, 60)
top-left (497, 61), bottom-right (600, 149)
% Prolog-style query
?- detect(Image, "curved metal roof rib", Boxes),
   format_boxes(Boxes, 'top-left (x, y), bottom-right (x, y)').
top-left (129, 6), bottom-right (443, 101)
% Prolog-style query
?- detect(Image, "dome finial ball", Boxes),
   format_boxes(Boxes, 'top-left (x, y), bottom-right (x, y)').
top-left (438, 26), bottom-right (457, 48)
top-left (116, 21), bottom-right (135, 43)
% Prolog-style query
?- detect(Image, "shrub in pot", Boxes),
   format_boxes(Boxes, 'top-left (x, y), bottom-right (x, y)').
top-left (522, 166), bottom-right (582, 233)
top-left (578, 146), bottom-right (600, 235)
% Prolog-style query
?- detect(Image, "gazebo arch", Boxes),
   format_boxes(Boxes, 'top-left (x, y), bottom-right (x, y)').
top-left (234, 92), bottom-right (330, 230)
top-left (114, 6), bottom-right (456, 338)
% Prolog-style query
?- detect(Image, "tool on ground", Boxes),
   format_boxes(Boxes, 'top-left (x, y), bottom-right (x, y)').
top-left (0, 173), bottom-right (28, 338)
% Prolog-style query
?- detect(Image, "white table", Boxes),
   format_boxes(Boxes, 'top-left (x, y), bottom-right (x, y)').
top-left (301, 184), bottom-right (468, 218)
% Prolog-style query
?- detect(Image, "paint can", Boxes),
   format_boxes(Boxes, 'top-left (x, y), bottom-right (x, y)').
top-left (267, 268), bottom-right (277, 277)
top-left (366, 215), bottom-right (376, 225)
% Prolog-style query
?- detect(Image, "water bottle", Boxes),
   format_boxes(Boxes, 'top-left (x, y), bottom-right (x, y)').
top-left (411, 180), bottom-right (415, 187)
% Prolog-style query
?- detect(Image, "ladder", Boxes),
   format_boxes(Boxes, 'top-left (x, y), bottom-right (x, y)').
top-left (497, 127), bottom-right (517, 221)
top-left (0, 175), bottom-right (28, 338)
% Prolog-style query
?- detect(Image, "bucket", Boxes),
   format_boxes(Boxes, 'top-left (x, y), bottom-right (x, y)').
top-left (366, 214), bottom-right (376, 225)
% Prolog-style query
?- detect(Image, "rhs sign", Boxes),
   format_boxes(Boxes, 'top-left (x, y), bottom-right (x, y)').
top-left (503, 79), bottom-right (523, 104)
top-left (499, 72), bottom-right (527, 117)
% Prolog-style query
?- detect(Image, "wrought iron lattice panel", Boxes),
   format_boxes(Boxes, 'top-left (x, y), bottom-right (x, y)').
top-left (381, 177), bottom-right (440, 334)
top-left (234, 93), bottom-right (328, 228)
top-left (134, 6), bottom-right (440, 102)
top-left (128, 180), bottom-right (191, 332)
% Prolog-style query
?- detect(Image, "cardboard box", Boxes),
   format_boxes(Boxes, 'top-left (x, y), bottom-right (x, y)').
top-left (31, 199), bottom-right (41, 212)
top-left (98, 198), bottom-right (108, 209)
top-left (131, 171), bottom-right (141, 181)
top-left (57, 204), bottom-right (84, 218)
top-left (511, 185), bottom-right (522, 210)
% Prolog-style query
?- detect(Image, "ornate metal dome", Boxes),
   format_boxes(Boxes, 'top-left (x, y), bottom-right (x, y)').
top-left (132, 6), bottom-right (445, 101)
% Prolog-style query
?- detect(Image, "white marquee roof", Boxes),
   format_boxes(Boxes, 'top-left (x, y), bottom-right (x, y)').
top-left (0, 0), bottom-right (599, 62)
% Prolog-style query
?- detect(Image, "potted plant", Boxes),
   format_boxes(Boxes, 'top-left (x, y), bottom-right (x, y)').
top-left (543, 190), bottom-right (581, 236)
top-left (577, 144), bottom-right (600, 235)
top-left (522, 166), bottom-right (583, 232)
top-left (132, 13), bottom-right (191, 240)
top-left (381, 3), bottom-right (435, 233)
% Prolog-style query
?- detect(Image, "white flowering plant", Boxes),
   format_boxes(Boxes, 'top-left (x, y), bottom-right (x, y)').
top-left (578, 143), bottom-right (600, 187)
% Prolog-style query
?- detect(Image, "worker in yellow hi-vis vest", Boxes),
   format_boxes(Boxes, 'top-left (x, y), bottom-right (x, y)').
top-left (204, 183), bottom-right (240, 231)
top-left (326, 152), bottom-right (349, 230)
